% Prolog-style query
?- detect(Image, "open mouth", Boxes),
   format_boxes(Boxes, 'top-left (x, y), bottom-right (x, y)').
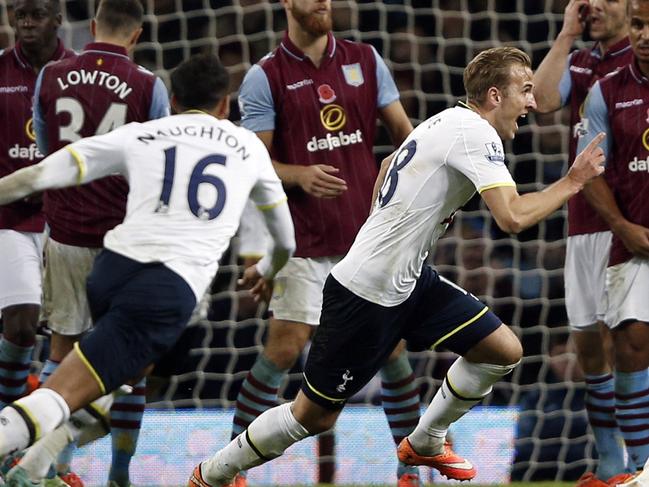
top-left (515, 113), bottom-right (527, 130)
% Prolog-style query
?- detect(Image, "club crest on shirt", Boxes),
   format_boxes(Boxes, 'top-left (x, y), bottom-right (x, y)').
top-left (484, 142), bottom-right (505, 164)
top-left (317, 84), bottom-right (336, 103)
top-left (342, 63), bottom-right (364, 87)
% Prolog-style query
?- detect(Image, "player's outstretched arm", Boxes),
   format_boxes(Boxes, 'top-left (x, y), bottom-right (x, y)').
top-left (0, 148), bottom-right (82, 205)
top-left (481, 132), bottom-right (606, 233)
top-left (533, 0), bottom-right (588, 113)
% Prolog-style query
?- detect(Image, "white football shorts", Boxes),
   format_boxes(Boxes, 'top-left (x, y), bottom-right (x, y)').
top-left (0, 229), bottom-right (44, 309)
top-left (606, 257), bottom-right (649, 328)
top-left (270, 255), bottom-right (342, 325)
top-left (43, 238), bottom-right (100, 335)
top-left (564, 231), bottom-right (612, 329)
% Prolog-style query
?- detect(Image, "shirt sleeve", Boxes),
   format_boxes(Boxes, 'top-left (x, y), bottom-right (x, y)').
top-left (576, 81), bottom-right (610, 160)
top-left (33, 67), bottom-right (48, 155)
top-left (248, 135), bottom-right (286, 208)
top-left (237, 199), bottom-right (270, 258)
top-left (558, 51), bottom-right (574, 106)
top-left (238, 64), bottom-right (275, 132)
top-left (371, 45), bottom-right (400, 108)
top-left (65, 124), bottom-right (132, 183)
top-left (148, 77), bottom-right (171, 120)
top-left (447, 118), bottom-right (515, 193)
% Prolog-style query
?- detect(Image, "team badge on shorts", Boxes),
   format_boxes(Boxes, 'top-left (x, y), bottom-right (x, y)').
top-left (342, 63), bottom-right (364, 87)
top-left (336, 369), bottom-right (354, 392)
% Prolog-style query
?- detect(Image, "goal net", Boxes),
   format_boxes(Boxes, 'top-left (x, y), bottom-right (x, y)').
top-left (0, 0), bottom-right (593, 483)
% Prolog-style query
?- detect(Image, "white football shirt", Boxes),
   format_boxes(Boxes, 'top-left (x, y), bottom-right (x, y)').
top-left (66, 112), bottom-right (286, 299)
top-left (331, 105), bottom-right (515, 306)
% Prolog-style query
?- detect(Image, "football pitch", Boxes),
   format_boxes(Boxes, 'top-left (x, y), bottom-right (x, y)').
top-left (269, 484), bottom-right (573, 487)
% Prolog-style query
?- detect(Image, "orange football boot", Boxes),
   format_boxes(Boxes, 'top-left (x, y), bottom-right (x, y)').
top-left (397, 437), bottom-right (476, 481)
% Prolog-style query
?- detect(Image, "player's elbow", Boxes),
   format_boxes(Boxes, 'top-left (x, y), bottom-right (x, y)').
top-left (495, 214), bottom-right (524, 234)
top-left (282, 237), bottom-right (296, 260)
top-left (530, 91), bottom-right (561, 114)
top-left (274, 235), bottom-right (296, 268)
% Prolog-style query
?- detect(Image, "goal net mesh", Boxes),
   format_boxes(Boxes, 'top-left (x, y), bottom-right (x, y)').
top-left (0, 0), bottom-right (594, 481)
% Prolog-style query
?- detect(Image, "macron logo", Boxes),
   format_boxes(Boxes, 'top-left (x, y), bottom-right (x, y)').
top-left (569, 66), bottom-right (592, 75)
top-left (615, 99), bottom-right (644, 109)
top-left (0, 85), bottom-right (28, 94)
top-left (286, 79), bottom-right (313, 90)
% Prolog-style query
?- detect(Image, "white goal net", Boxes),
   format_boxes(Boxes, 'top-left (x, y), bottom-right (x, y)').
top-left (0, 0), bottom-right (594, 482)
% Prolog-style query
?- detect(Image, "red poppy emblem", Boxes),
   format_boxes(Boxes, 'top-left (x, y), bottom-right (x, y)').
top-left (318, 84), bottom-right (336, 104)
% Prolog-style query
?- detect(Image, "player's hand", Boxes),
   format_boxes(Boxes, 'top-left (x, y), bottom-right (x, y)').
top-left (569, 132), bottom-right (606, 187)
top-left (296, 164), bottom-right (348, 198)
top-left (561, 0), bottom-right (589, 39)
top-left (238, 264), bottom-right (273, 302)
top-left (615, 221), bottom-right (649, 258)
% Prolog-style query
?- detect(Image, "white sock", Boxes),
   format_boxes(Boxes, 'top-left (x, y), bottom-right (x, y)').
top-left (409, 358), bottom-right (518, 455)
top-left (0, 407), bottom-right (32, 455)
top-left (0, 388), bottom-right (70, 455)
top-left (68, 392), bottom-right (113, 429)
top-left (19, 423), bottom-right (75, 481)
top-left (202, 402), bottom-right (310, 485)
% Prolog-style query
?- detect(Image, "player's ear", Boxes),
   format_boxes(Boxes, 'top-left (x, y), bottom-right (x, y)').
top-left (487, 87), bottom-right (501, 106)
top-left (216, 95), bottom-right (231, 120)
top-left (129, 27), bottom-right (143, 49)
top-left (90, 18), bottom-right (97, 37)
top-left (170, 94), bottom-right (181, 115)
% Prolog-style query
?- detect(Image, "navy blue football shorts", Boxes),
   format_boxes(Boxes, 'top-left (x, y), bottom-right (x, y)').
top-left (301, 265), bottom-right (502, 410)
top-left (77, 249), bottom-right (196, 394)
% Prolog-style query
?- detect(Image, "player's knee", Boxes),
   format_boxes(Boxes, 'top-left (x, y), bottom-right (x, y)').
top-left (264, 345), bottom-right (301, 369)
top-left (4, 326), bottom-right (37, 347)
top-left (294, 410), bottom-right (337, 435)
top-left (465, 323), bottom-right (522, 366)
top-left (500, 334), bottom-right (523, 365)
top-left (49, 333), bottom-right (81, 360)
top-left (265, 323), bottom-right (311, 369)
top-left (1, 306), bottom-right (39, 345)
top-left (613, 321), bottom-right (649, 369)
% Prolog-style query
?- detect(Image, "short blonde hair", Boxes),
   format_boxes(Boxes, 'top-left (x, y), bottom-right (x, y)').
top-left (463, 47), bottom-right (531, 104)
